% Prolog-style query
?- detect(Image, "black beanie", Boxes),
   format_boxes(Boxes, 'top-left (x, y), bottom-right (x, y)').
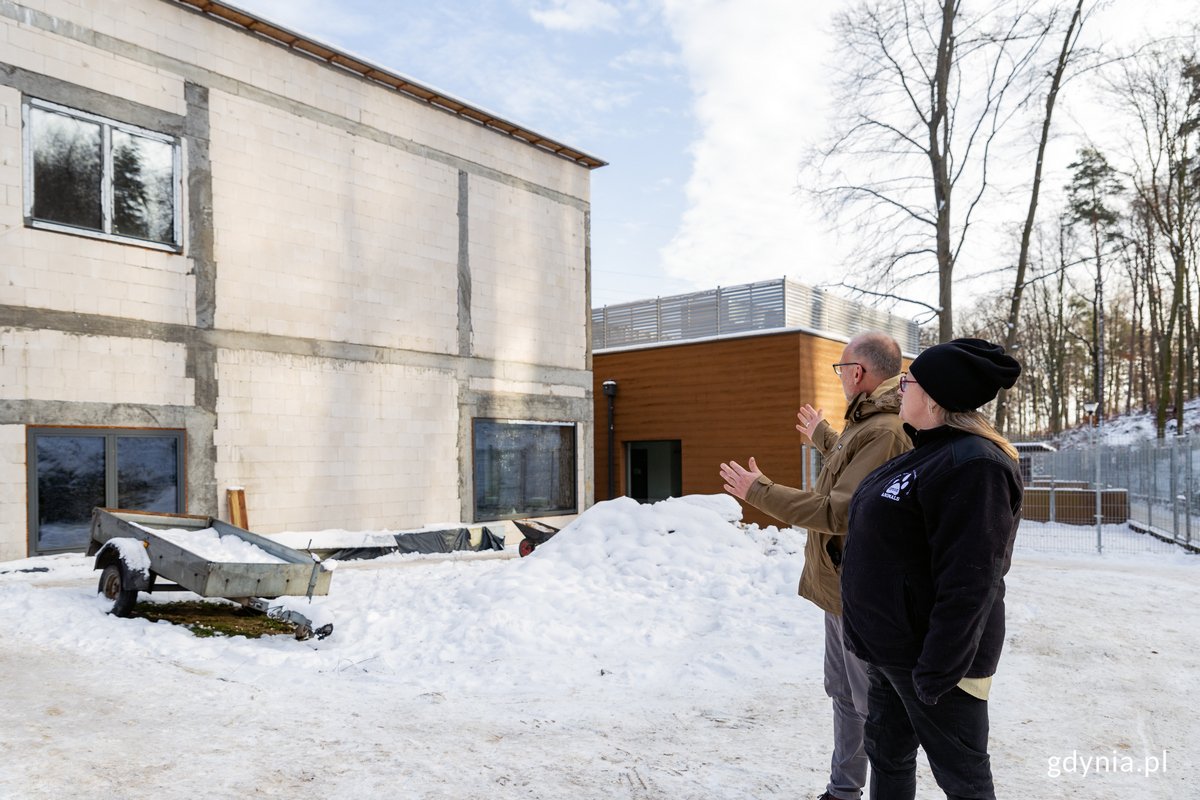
top-left (907, 338), bottom-right (1021, 411)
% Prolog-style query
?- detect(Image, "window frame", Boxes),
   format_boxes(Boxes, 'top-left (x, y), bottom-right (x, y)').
top-left (26, 426), bottom-right (187, 556)
top-left (471, 418), bottom-right (578, 522)
top-left (22, 97), bottom-right (183, 252)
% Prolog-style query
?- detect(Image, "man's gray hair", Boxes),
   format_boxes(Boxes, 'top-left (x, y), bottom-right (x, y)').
top-left (849, 332), bottom-right (902, 378)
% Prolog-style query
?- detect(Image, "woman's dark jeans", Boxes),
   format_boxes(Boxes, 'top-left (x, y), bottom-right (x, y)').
top-left (863, 664), bottom-right (995, 800)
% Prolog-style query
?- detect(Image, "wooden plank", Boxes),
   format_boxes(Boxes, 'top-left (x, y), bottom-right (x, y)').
top-left (227, 487), bottom-right (249, 530)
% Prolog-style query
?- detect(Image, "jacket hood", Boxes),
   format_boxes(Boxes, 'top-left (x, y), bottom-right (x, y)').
top-left (846, 374), bottom-right (903, 422)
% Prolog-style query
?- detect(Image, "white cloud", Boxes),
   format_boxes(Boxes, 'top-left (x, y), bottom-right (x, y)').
top-left (611, 45), bottom-right (680, 71)
top-left (656, 0), bottom-right (844, 292)
top-left (530, 0), bottom-right (621, 32)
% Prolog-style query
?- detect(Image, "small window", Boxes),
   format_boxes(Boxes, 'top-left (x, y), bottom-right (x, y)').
top-left (27, 427), bottom-right (185, 555)
top-left (473, 420), bottom-right (577, 520)
top-left (24, 98), bottom-right (181, 249)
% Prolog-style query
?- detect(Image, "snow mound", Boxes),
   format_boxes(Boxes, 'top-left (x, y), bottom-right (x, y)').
top-left (0, 496), bottom-right (811, 696)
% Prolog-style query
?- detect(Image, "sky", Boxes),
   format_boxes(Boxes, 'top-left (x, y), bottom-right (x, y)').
top-left (226, 0), bottom-right (1198, 317)
top-left (1, 494), bottom-right (1194, 797)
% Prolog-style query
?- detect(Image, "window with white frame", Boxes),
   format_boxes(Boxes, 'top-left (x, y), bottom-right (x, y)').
top-left (23, 98), bottom-right (181, 249)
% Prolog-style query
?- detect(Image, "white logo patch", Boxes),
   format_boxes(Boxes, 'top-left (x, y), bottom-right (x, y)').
top-left (881, 470), bottom-right (915, 501)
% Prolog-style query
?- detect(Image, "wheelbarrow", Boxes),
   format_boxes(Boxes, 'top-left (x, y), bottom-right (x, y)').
top-left (88, 508), bottom-right (334, 640)
top-left (512, 519), bottom-right (561, 557)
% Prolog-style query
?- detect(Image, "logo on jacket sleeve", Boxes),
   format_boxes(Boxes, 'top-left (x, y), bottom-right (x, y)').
top-left (881, 470), bottom-right (916, 501)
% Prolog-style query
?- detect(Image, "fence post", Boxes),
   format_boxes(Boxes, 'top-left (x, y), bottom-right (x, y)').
top-left (1151, 440), bottom-right (1159, 529)
top-left (1143, 441), bottom-right (1152, 529)
top-left (1187, 435), bottom-right (1194, 548)
top-left (1095, 439), bottom-right (1103, 554)
top-left (1048, 477), bottom-right (1056, 523)
top-left (1171, 435), bottom-right (1181, 543)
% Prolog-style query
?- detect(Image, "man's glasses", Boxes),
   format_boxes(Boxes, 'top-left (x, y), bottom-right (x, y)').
top-left (832, 362), bottom-right (864, 377)
top-left (899, 373), bottom-right (916, 392)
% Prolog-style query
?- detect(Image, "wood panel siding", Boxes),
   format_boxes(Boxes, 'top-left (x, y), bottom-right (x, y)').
top-left (593, 331), bottom-right (856, 528)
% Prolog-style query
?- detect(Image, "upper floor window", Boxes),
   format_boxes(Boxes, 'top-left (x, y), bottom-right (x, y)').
top-left (23, 98), bottom-right (181, 250)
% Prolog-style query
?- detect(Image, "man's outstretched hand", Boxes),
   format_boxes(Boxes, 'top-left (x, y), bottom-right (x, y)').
top-left (796, 404), bottom-right (825, 445)
top-left (719, 457), bottom-right (762, 500)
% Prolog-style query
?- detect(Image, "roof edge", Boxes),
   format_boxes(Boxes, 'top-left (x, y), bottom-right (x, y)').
top-left (166, 0), bottom-right (607, 170)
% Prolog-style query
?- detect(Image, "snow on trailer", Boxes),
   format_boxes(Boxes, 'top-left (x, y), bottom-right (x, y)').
top-left (87, 508), bottom-right (334, 640)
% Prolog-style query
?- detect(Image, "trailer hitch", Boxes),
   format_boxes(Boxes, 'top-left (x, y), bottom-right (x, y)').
top-left (244, 598), bottom-right (333, 640)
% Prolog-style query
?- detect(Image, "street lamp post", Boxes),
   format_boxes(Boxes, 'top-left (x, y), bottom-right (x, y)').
top-left (1083, 401), bottom-right (1101, 553)
top-left (602, 380), bottom-right (618, 500)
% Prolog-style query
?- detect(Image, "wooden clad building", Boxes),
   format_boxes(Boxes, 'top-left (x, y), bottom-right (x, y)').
top-left (591, 279), bottom-right (919, 528)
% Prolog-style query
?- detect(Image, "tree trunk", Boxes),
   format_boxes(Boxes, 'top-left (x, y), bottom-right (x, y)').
top-left (994, 0), bottom-right (1084, 433)
top-left (933, 0), bottom-right (955, 343)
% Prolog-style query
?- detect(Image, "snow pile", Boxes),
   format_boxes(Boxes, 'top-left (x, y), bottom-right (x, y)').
top-left (320, 495), bottom-right (808, 692)
top-left (0, 496), bottom-right (811, 697)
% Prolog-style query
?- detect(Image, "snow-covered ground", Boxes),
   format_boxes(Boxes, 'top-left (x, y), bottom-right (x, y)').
top-left (1, 496), bottom-right (1195, 799)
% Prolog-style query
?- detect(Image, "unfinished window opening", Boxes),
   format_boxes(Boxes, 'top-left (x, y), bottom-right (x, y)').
top-left (473, 420), bottom-right (577, 521)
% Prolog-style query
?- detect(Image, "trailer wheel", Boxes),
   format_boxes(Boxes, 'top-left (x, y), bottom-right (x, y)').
top-left (518, 539), bottom-right (535, 557)
top-left (98, 563), bottom-right (138, 618)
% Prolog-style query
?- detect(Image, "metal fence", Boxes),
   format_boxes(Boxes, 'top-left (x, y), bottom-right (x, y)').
top-left (1018, 435), bottom-right (1198, 555)
top-left (592, 278), bottom-right (923, 354)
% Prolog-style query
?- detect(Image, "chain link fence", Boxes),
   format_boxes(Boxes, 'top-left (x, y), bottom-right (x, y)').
top-left (1017, 435), bottom-right (1198, 555)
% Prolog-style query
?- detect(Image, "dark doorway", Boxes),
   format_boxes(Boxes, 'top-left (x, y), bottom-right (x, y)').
top-left (626, 440), bottom-right (682, 503)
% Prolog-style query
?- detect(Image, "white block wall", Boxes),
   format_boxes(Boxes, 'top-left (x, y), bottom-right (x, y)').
top-left (0, 87), bottom-right (21, 230)
top-left (469, 175), bottom-right (588, 368)
top-left (0, 329), bottom-right (193, 406)
top-left (209, 91), bottom-right (460, 351)
top-left (213, 349), bottom-right (461, 533)
top-left (0, 425), bottom-right (26, 562)
top-left (0, 8), bottom-right (188, 116)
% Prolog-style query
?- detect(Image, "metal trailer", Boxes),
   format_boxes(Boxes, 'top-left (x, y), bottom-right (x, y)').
top-left (88, 508), bottom-right (334, 640)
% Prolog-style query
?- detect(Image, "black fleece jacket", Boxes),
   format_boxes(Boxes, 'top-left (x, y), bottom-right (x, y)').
top-left (840, 425), bottom-right (1022, 705)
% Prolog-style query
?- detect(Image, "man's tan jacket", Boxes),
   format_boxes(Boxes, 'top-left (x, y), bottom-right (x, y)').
top-left (744, 375), bottom-right (911, 615)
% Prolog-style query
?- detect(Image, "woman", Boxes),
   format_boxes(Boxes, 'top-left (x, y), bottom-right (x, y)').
top-left (840, 338), bottom-right (1023, 800)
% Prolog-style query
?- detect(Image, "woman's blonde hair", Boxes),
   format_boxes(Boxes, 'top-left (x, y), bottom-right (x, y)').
top-left (941, 409), bottom-right (1019, 461)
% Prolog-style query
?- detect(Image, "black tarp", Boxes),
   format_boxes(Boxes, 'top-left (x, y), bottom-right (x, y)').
top-left (326, 526), bottom-right (504, 561)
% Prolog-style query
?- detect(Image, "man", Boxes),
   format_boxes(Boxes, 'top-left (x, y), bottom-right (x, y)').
top-left (719, 332), bottom-right (911, 800)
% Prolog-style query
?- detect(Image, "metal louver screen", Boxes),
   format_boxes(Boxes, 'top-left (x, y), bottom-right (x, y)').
top-left (594, 278), bottom-right (920, 353)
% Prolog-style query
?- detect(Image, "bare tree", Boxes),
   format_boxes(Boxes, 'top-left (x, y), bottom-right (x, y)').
top-left (811, 0), bottom-right (1054, 341)
top-left (1111, 43), bottom-right (1200, 437)
top-left (1028, 220), bottom-right (1076, 433)
top-left (994, 0), bottom-right (1092, 433)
